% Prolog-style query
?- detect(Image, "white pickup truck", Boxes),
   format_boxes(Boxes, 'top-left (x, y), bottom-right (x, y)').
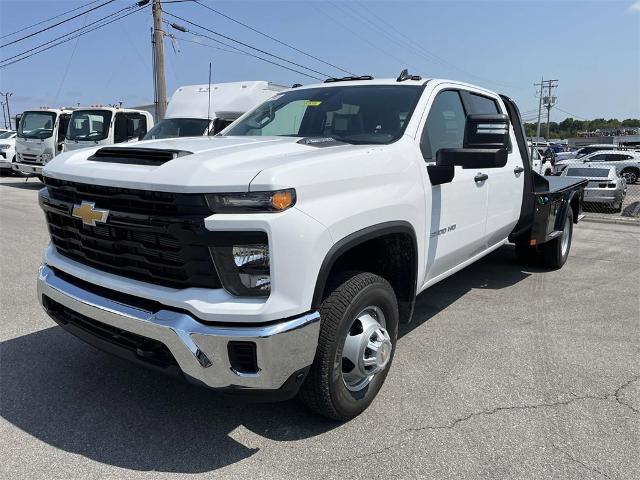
top-left (37, 73), bottom-right (586, 420)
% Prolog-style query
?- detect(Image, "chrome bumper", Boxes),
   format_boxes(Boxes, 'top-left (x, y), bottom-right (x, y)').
top-left (37, 265), bottom-right (320, 392)
top-left (13, 162), bottom-right (43, 175)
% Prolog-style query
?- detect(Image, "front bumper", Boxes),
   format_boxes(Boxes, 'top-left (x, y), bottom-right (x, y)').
top-left (38, 264), bottom-right (321, 396)
top-left (13, 162), bottom-right (43, 175)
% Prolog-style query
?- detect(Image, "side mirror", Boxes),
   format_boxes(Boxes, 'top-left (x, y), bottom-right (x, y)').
top-left (435, 114), bottom-right (510, 170)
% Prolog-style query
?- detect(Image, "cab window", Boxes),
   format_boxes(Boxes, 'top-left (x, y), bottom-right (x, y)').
top-left (420, 90), bottom-right (466, 161)
top-left (463, 92), bottom-right (500, 114)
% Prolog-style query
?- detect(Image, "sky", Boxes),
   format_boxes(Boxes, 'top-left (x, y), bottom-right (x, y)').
top-left (0, 0), bottom-right (638, 125)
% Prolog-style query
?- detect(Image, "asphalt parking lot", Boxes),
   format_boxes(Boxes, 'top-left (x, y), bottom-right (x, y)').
top-left (0, 175), bottom-right (638, 480)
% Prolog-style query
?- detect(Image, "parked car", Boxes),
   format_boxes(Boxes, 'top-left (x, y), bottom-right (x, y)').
top-left (555, 150), bottom-right (640, 183)
top-left (530, 146), bottom-right (553, 175)
top-left (561, 165), bottom-right (627, 212)
top-left (555, 144), bottom-right (617, 162)
top-left (0, 130), bottom-right (17, 175)
top-left (36, 75), bottom-right (587, 420)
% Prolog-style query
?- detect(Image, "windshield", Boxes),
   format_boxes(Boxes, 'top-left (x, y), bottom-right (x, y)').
top-left (565, 168), bottom-right (610, 177)
top-left (225, 85), bottom-right (423, 145)
top-left (143, 118), bottom-right (210, 140)
top-left (0, 131), bottom-right (15, 139)
top-left (67, 110), bottom-right (112, 141)
top-left (18, 111), bottom-right (56, 139)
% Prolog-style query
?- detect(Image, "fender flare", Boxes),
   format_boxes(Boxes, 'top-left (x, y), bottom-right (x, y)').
top-left (311, 221), bottom-right (419, 321)
top-left (554, 189), bottom-right (582, 231)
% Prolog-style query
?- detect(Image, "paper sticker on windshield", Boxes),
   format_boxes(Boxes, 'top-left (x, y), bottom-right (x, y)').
top-left (304, 100), bottom-right (322, 107)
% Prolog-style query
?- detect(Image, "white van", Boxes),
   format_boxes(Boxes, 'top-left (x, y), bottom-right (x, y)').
top-left (143, 81), bottom-right (286, 140)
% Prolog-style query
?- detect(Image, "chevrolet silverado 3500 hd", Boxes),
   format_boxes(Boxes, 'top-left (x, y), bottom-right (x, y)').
top-left (37, 73), bottom-right (586, 420)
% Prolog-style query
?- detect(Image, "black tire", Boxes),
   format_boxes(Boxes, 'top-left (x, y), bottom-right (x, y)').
top-left (299, 271), bottom-right (399, 421)
top-left (621, 168), bottom-right (638, 184)
top-left (36, 174), bottom-right (44, 182)
top-left (612, 199), bottom-right (623, 213)
top-left (515, 241), bottom-right (539, 265)
top-left (541, 208), bottom-right (573, 269)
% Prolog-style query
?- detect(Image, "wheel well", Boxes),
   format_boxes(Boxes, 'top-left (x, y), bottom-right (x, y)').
top-left (314, 229), bottom-right (417, 324)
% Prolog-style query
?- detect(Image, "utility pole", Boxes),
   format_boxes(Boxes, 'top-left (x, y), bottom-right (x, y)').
top-left (1, 102), bottom-right (7, 129)
top-left (534, 77), bottom-right (544, 141)
top-left (152, 0), bottom-right (167, 120)
top-left (543, 80), bottom-right (558, 139)
top-left (0, 92), bottom-right (13, 129)
top-left (533, 79), bottom-right (558, 140)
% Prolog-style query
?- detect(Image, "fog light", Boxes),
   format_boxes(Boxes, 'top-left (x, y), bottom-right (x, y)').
top-left (209, 233), bottom-right (271, 297)
top-left (233, 244), bottom-right (270, 292)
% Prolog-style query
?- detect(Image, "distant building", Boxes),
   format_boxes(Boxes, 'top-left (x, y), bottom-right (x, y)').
top-left (567, 135), bottom-right (640, 147)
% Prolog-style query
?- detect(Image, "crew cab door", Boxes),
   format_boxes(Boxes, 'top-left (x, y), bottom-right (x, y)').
top-left (419, 88), bottom-right (489, 281)
top-left (459, 91), bottom-right (524, 247)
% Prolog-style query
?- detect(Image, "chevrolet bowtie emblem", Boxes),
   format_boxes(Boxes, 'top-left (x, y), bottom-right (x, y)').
top-left (72, 202), bottom-right (109, 226)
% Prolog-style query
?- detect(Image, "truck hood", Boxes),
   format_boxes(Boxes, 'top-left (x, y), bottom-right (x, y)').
top-left (43, 136), bottom-right (360, 192)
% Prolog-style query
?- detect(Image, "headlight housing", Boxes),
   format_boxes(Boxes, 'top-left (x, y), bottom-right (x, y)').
top-left (206, 189), bottom-right (296, 213)
top-left (209, 232), bottom-right (271, 296)
top-left (41, 153), bottom-right (53, 161)
top-left (0, 144), bottom-right (9, 150)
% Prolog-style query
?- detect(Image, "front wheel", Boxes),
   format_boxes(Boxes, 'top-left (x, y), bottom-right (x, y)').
top-left (541, 208), bottom-right (573, 269)
top-left (299, 272), bottom-right (399, 420)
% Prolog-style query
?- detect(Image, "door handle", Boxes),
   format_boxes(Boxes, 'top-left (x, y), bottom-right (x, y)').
top-left (514, 166), bottom-right (525, 174)
top-left (474, 173), bottom-right (488, 182)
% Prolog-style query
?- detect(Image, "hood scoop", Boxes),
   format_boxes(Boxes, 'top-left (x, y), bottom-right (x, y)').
top-left (87, 147), bottom-right (193, 166)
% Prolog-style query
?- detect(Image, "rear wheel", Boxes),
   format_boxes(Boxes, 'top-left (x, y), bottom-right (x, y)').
top-left (299, 272), bottom-right (398, 420)
top-left (541, 208), bottom-right (573, 269)
top-left (621, 168), bottom-right (638, 184)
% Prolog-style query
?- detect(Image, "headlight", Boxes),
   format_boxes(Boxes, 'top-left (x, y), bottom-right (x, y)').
top-left (41, 153), bottom-right (53, 161)
top-left (209, 232), bottom-right (270, 296)
top-left (0, 145), bottom-right (9, 150)
top-left (206, 189), bottom-right (296, 213)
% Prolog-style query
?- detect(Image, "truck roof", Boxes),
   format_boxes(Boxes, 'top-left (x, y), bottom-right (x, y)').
top-left (165, 81), bottom-right (287, 120)
top-left (71, 107), bottom-right (151, 114)
top-left (291, 78), bottom-right (499, 97)
top-left (23, 108), bottom-right (75, 114)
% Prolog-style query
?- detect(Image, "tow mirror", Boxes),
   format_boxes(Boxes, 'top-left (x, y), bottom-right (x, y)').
top-left (435, 114), bottom-right (510, 170)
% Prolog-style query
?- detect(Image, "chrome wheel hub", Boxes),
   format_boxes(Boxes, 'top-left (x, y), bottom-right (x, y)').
top-left (341, 306), bottom-right (392, 392)
top-left (560, 214), bottom-right (571, 257)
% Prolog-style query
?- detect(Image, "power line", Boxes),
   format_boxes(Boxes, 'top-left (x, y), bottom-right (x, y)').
top-left (0, 0), bottom-right (101, 40)
top-left (191, 0), bottom-right (355, 75)
top-left (171, 35), bottom-right (250, 56)
top-left (310, 3), bottom-right (415, 73)
top-left (163, 11), bottom-right (331, 78)
top-left (332, 0), bottom-right (519, 90)
top-left (165, 20), bottom-right (324, 80)
top-left (0, 0), bottom-right (118, 49)
top-left (1, 4), bottom-right (142, 65)
top-left (0, 7), bottom-right (146, 69)
top-left (54, 14), bottom-right (89, 103)
top-left (555, 107), bottom-right (586, 121)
